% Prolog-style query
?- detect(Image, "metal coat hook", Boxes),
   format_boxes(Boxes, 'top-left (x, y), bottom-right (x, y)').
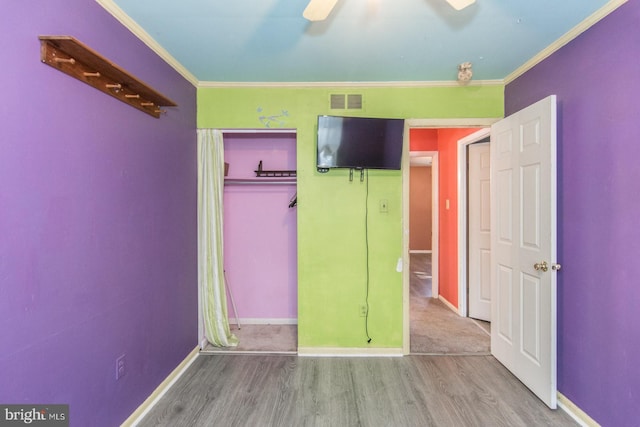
top-left (288, 193), bottom-right (297, 208)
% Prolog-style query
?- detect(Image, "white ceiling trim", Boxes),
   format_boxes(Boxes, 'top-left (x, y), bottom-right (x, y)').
top-left (405, 118), bottom-right (499, 128)
top-left (197, 80), bottom-right (504, 89)
top-left (95, 0), bottom-right (199, 87)
top-left (505, 0), bottom-right (628, 84)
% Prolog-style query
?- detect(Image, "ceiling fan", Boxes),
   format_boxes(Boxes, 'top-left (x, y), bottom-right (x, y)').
top-left (303, 0), bottom-right (476, 21)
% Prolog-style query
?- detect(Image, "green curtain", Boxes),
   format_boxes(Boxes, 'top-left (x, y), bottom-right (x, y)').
top-left (197, 129), bottom-right (238, 347)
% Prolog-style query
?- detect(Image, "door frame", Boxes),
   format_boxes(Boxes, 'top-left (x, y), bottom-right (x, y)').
top-left (456, 128), bottom-right (492, 317)
top-left (402, 119), bottom-right (498, 355)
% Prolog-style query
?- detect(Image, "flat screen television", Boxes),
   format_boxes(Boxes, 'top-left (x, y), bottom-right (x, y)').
top-left (316, 115), bottom-right (405, 172)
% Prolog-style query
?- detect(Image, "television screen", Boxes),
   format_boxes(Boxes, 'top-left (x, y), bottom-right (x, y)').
top-left (316, 115), bottom-right (405, 171)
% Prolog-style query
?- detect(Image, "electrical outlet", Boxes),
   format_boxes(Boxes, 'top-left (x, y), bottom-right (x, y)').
top-left (116, 354), bottom-right (126, 380)
top-left (379, 199), bottom-right (388, 213)
top-left (359, 304), bottom-right (368, 317)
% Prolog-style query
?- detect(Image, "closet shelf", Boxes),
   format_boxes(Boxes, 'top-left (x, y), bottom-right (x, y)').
top-left (254, 160), bottom-right (296, 178)
top-left (224, 178), bottom-right (296, 186)
top-left (39, 35), bottom-right (177, 118)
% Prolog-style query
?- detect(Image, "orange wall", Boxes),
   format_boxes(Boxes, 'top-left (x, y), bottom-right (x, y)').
top-left (436, 128), bottom-right (481, 308)
top-left (409, 166), bottom-right (432, 251)
top-left (409, 128), bottom-right (438, 151)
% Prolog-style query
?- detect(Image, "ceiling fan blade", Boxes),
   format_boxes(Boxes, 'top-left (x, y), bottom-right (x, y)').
top-left (303, 0), bottom-right (339, 21)
top-left (446, 0), bottom-right (476, 11)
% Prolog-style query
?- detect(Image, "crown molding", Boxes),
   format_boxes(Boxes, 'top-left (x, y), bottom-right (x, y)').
top-left (505, 0), bottom-right (628, 85)
top-left (95, 0), bottom-right (199, 87)
top-left (405, 118), bottom-right (499, 128)
top-left (197, 79), bottom-right (504, 89)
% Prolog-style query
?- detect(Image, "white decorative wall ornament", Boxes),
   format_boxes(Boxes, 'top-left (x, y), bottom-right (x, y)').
top-left (447, 0), bottom-right (476, 11)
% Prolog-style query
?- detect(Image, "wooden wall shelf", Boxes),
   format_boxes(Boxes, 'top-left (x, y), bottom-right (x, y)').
top-left (39, 36), bottom-right (177, 118)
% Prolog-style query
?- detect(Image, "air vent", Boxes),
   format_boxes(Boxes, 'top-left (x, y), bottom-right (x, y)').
top-left (329, 93), bottom-right (363, 110)
top-left (347, 94), bottom-right (362, 109)
top-left (330, 94), bottom-right (345, 109)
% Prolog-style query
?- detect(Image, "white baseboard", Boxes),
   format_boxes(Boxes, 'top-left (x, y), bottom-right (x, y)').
top-left (229, 318), bottom-right (298, 325)
top-left (557, 392), bottom-right (601, 427)
top-left (199, 337), bottom-right (208, 350)
top-left (298, 347), bottom-right (403, 357)
top-left (121, 346), bottom-right (200, 427)
top-left (438, 295), bottom-right (459, 314)
top-left (409, 250), bottom-right (432, 254)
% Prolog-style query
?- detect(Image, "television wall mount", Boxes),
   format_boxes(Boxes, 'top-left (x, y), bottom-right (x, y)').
top-left (349, 168), bottom-right (366, 182)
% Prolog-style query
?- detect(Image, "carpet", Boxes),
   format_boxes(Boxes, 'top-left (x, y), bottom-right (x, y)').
top-left (411, 297), bottom-right (490, 355)
top-left (201, 324), bottom-right (297, 354)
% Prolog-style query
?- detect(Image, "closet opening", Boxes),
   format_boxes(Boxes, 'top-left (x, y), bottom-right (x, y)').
top-left (202, 129), bottom-right (298, 354)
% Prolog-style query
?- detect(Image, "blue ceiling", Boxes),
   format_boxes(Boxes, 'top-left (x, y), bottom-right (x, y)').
top-left (107, 0), bottom-right (613, 83)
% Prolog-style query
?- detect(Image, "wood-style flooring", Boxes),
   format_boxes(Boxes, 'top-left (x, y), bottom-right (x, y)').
top-left (137, 254), bottom-right (576, 426)
top-left (138, 353), bottom-right (577, 426)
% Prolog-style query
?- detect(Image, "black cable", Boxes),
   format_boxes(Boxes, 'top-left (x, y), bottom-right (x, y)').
top-left (364, 169), bottom-right (372, 343)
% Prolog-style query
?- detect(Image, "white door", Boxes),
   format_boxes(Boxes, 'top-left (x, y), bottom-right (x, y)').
top-left (468, 142), bottom-right (491, 321)
top-left (490, 95), bottom-right (558, 408)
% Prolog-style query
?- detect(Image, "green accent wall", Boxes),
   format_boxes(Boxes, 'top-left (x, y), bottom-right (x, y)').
top-left (198, 85), bottom-right (503, 349)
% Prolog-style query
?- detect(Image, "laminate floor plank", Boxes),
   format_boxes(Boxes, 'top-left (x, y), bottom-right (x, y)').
top-left (296, 358), bottom-right (361, 426)
top-left (351, 358), bottom-right (435, 426)
top-left (138, 354), bottom-right (577, 427)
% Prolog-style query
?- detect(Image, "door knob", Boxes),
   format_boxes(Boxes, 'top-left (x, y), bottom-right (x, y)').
top-left (551, 263), bottom-right (562, 271)
top-left (534, 261), bottom-right (549, 272)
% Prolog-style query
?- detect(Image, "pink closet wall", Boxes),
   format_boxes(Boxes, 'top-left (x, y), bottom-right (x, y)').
top-left (223, 132), bottom-right (297, 322)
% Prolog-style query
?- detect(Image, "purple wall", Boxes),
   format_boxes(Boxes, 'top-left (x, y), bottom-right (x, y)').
top-left (0, 1), bottom-right (197, 426)
top-left (505, 2), bottom-right (640, 426)
top-left (223, 133), bottom-right (298, 321)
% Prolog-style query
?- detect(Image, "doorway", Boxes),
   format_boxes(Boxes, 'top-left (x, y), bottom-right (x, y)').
top-left (199, 129), bottom-right (298, 354)
top-left (402, 119), bottom-right (497, 355)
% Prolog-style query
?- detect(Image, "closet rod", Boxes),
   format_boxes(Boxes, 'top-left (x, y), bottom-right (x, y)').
top-left (224, 179), bottom-right (296, 186)
top-left (217, 128), bottom-right (297, 134)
